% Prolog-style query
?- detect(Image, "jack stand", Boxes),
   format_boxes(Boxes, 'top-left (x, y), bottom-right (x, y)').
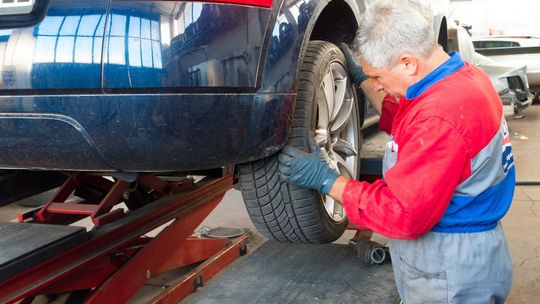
top-left (348, 171), bottom-right (391, 265)
top-left (348, 230), bottom-right (390, 265)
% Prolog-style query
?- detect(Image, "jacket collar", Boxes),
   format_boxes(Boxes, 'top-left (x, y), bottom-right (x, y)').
top-left (405, 52), bottom-right (464, 100)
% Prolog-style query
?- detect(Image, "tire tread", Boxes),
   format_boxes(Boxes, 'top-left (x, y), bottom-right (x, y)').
top-left (238, 41), bottom-right (356, 244)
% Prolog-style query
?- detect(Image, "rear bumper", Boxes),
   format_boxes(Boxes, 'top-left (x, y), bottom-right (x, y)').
top-left (0, 92), bottom-right (294, 172)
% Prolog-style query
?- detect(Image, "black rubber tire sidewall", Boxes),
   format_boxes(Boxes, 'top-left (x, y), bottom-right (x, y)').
top-left (238, 41), bottom-right (361, 244)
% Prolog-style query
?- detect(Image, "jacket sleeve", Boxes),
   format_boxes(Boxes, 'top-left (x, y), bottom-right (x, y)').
top-left (342, 116), bottom-right (470, 239)
top-left (378, 94), bottom-right (400, 134)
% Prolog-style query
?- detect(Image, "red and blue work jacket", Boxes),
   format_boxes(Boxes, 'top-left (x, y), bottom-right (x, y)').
top-left (342, 52), bottom-right (515, 239)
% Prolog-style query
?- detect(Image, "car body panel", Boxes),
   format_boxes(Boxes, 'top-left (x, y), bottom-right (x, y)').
top-left (259, 0), bottom-right (317, 93)
top-left (449, 27), bottom-right (532, 114)
top-left (477, 56), bottom-right (532, 111)
top-left (479, 51), bottom-right (540, 90)
top-left (0, 0), bottom-right (290, 172)
top-left (0, 0), bottom-right (448, 172)
top-left (472, 36), bottom-right (540, 92)
top-left (259, 0), bottom-right (363, 93)
top-left (0, 0), bottom-right (108, 90)
top-left (0, 92), bottom-right (293, 171)
top-left (103, 2), bottom-right (271, 89)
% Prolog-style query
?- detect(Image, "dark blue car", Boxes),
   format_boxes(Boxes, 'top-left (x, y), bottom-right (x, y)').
top-left (0, 0), bottom-right (448, 243)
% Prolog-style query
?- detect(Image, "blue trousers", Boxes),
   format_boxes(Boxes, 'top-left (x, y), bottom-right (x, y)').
top-left (389, 223), bottom-right (512, 304)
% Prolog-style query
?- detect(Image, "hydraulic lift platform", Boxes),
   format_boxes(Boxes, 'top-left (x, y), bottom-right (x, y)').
top-left (183, 133), bottom-right (399, 303)
top-left (186, 134), bottom-right (398, 303)
top-left (187, 241), bottom-right (399, 303)
top-left (0, 174), bottom-right (248, 303)
top-left (0, 133), bottom-right (393, 303)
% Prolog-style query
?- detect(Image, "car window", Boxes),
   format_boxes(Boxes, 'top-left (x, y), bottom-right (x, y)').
top-left (473, 41), bottom-right (484, 49)
top-left (473, 40), bottom-right (523, 49)
top-left (483, 40), bottom-right (514, 48)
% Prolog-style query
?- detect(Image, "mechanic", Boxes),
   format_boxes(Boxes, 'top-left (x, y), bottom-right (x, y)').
top-left (278, 1), bottom-right (514, 303)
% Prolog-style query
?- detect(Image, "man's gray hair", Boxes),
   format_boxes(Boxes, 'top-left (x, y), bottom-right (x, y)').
top-left (354, 0), bottom-right (436, 69)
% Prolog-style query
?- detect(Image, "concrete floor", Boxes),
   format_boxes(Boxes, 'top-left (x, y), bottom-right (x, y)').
top-left (500, 105), bottom-right (540, 303)
top-left (1, 105), bottom-right (539, 303)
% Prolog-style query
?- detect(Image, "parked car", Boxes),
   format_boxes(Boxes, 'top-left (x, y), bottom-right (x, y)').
top-left (472, 35), bottom-right (540, 102)
top-left (0, 0), bottom-right (448, 244)
top-left (448, 27), bottom-right (532, 116)
top-left (472, 35), bottom-right (540, 49)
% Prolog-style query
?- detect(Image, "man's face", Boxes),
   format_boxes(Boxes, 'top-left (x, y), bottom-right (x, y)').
top-left (360, 58), bottom-right (411, 98)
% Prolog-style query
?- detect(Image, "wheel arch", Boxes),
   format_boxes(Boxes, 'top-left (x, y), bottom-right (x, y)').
top-left (307, 0), bottom-right (363, 45)
top-left (295, 0), bottom-right (363, 70)
top-left (261, 0), bottom-right (364, 92)
top-left (256, 0), bottom-right (364, 152)
top-left (262, 0), bottom-right (449, 92)
top-left (259, 0), bottom-right (447, 150)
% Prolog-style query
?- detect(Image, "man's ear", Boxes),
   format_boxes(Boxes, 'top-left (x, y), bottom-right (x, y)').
top-left (398, 54), bottom-right (418, 76)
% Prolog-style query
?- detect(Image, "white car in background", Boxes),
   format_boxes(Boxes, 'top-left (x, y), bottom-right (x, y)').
top-left (449, 27), bottom-right (533, 116)
top-left (472, 35), bottom-right (540, 102)
top-left (472, 36), bottom-right (540, 49)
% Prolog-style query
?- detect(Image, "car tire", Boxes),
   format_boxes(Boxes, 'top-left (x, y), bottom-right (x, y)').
top-left (238, 41), bottom-right (362, 244)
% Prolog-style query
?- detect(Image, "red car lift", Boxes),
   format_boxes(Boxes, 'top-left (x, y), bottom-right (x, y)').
top-left (0, 173), bottom-right (247, 304)
top-left (0, 156), bottom-right (386, 303)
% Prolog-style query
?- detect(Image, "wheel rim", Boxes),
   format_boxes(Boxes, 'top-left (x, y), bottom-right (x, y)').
top-left (314, 61), bottom-right (359, 223)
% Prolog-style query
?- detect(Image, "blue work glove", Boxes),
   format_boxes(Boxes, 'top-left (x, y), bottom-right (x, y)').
top-left (278, 135), bottom-right (340, 195)
top-left (339, 43), bottom-right (367, 87)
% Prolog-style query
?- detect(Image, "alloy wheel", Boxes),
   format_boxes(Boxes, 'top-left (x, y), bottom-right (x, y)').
top-left (314, 62), bottom-right (360, 223)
